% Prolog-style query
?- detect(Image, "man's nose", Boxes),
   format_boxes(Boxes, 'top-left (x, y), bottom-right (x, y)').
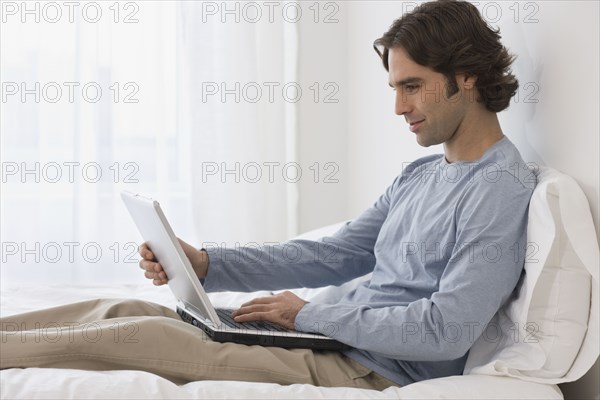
top-left (395, 91), bottom-right (412, 115)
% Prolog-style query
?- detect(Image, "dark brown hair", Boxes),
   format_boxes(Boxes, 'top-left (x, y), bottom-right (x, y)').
top-left (373, 0), bottom-right (518, 112)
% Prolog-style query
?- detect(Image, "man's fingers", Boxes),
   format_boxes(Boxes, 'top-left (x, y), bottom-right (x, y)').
top-left (138, 243), bottom-right (155, 261)
top-left (232, 304), bottom-right (271, 317)
top-left (240, 296), bottom-right (277, 308)
top-left (142, 262), bottom-right (168, 280)
top-left (138, 243), bottom-right (148, 255)
top-left (139, 242), bottom-right (167, 285)
top-left (145, 269), bottom-right (167, 284)
top-left (233, 310), bottom-right (275, 323)
top-left (139, 259), bottom-right (154, 270)
top-left (139, 259), bottom-right (163, 272)
top-left (144, 269), bottom-right (165, 278)
top-left (142, 248), bottom-right (155, 260)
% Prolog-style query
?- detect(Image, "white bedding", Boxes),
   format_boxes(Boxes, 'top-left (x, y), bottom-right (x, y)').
top-left (0, 284), bottom-right (563, 399)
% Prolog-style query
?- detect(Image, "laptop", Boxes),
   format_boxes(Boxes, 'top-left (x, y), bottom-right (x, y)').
top-left (121, 191), bottom-right (346, 350)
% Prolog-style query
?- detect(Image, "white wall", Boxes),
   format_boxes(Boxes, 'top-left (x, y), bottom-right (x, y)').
top-left (345, 2), bottom-right (440, 218)
top-left (296, 1), bottom-right (439, 231)
top-left (533, 4), bottom-right (600, 399)
top-left (296, 4), bottom-right (350, 232)
top-left (298, 1), bottom-right (599, 399)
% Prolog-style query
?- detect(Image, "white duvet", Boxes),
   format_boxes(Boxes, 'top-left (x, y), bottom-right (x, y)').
top-left (0, 284), bottom-right (562, 399)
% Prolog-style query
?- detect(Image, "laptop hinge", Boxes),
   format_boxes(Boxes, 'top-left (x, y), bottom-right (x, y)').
top-left (180, 299), bottom-right (222, 328)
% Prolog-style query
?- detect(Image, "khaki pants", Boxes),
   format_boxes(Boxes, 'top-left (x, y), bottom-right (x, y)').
top-left (0, 299), bottom-right (398, 390)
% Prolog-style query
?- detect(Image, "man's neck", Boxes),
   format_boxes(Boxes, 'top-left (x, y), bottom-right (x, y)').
top-left (443, 111), bottom-right (505, 164)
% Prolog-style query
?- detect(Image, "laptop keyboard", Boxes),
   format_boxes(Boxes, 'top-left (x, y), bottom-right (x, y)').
top-left (216, 308), bottom-right (288, 332)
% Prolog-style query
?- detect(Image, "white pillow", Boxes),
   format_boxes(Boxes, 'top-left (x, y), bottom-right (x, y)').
top-left (464, 166), bottom-right (599, 384)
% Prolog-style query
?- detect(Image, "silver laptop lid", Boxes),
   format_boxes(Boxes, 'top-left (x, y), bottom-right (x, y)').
top-left (121, 191), bottom-right (221, 327)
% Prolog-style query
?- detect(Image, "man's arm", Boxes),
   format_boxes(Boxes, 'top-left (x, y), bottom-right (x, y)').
top-left (200, 174), bottom-right (404, 293)
top-left (137, 179), bottom-right (395, 291)
top-left (294, 172), bottom-right (533, 361)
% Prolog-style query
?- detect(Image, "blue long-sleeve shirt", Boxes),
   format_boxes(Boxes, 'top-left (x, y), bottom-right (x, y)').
top-left (203, 136), bottom-right (536, 386)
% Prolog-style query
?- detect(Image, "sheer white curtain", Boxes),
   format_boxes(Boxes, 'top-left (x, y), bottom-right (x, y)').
top-left (178, 2), bottom-right (299, 247)
top-left (1, 1), bottom-right (298, 285)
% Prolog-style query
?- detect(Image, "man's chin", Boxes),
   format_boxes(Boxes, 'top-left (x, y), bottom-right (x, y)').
top-left (415, 135), bottom-right (433, 148)
top-left (415, 133), bottom-right (444, 148)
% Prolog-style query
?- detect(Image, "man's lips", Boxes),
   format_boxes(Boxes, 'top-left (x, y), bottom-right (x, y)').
top-left (409, 119), bottom-right (425, 132)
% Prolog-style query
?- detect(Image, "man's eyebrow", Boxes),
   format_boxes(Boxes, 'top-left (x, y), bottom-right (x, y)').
top-left (388, 77), bottom-right (424, 88)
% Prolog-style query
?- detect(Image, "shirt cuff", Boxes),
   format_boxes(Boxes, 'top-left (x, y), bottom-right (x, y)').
top-left (201, 247), bottom-right (224, 292)
top-left (295, 302), bottom-right (336, 335)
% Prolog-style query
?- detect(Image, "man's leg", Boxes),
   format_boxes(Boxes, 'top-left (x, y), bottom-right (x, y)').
top-left (0, 299), bottom-right (398, 389)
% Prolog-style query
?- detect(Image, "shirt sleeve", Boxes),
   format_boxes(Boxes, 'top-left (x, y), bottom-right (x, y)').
top-left (294, 171), bottom-right (534, 362)
top-left (202, 175), bottom-right (402, 293)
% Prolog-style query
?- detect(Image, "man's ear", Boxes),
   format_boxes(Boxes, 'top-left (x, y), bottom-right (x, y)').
top-left (460, 73), bottom-right (478, 90)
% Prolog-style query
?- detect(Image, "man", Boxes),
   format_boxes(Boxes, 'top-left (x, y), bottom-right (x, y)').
top-left (142, 0), bottom-right (535, 387)
top-left (1, 0), bottom-right (536, 390)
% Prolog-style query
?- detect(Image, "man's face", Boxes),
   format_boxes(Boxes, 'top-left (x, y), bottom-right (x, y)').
top-left (387, 47), bottom-right (474, 147)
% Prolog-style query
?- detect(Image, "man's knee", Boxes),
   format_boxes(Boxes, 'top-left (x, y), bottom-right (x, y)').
top-left (91, 298), bottom-right (180, 320)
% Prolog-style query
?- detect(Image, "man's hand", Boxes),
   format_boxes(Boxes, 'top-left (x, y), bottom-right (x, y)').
top-left (138, 239), bottom-right (209, 286)
top-left (231, 291), bottom-right (308, 330)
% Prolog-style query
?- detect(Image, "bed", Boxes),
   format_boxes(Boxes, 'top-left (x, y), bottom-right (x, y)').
top-left (1, 167), bottom-right (597, 399)
top-left (0, 285), bottom-right (563, 399)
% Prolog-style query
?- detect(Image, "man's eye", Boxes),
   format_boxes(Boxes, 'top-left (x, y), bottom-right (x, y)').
top-left (405, 85), bottom-right (419, 92)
